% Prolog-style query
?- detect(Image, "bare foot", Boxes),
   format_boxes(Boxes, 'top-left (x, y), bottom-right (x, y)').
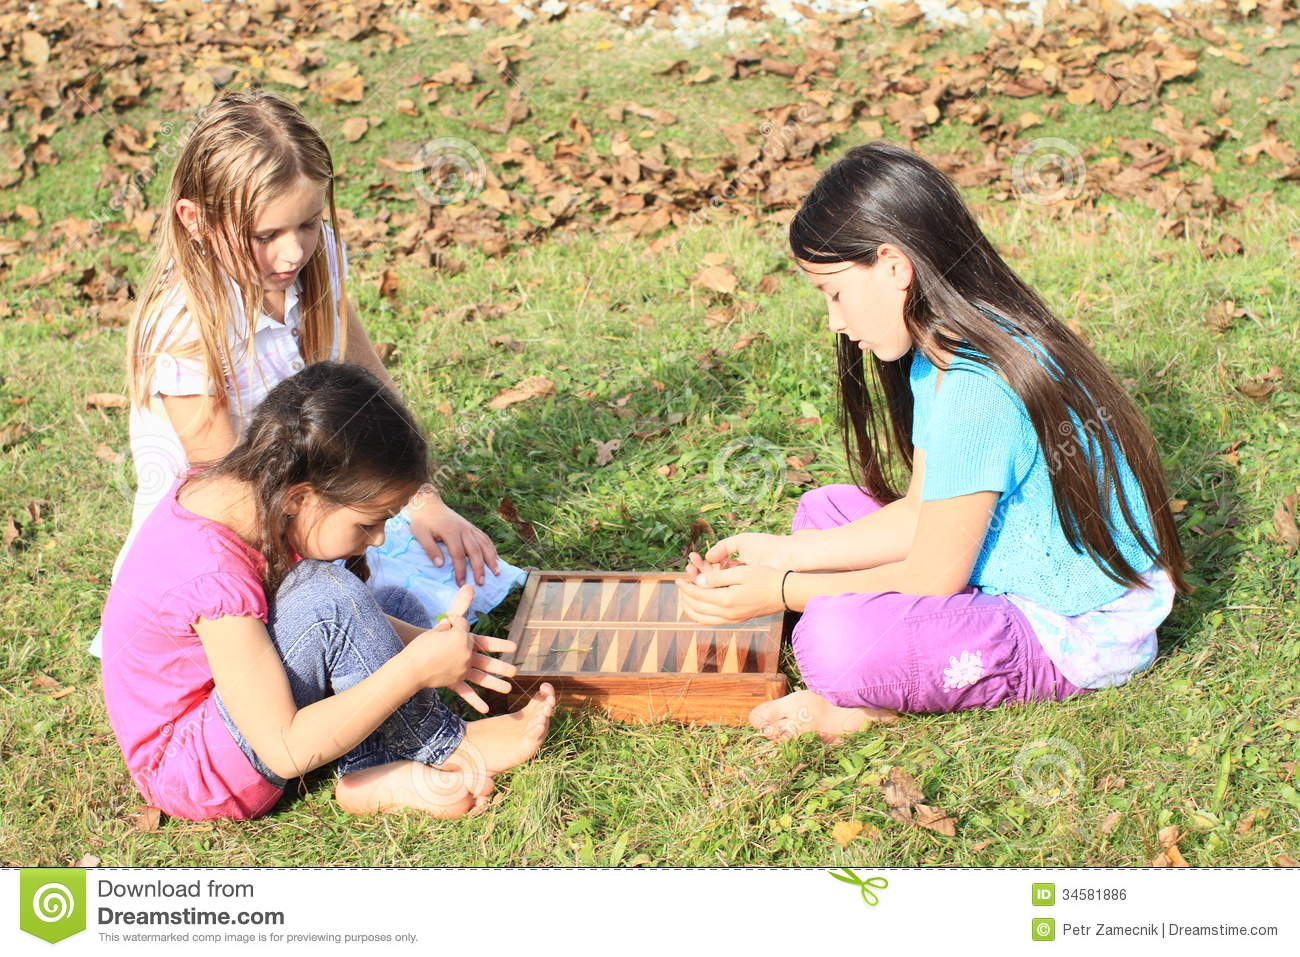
top-left (450, 682), bottom-right (556, 775)
top-left (334, 760), bottom-right (494, 818)
top-left (749, 689), bottom-right (899, 743)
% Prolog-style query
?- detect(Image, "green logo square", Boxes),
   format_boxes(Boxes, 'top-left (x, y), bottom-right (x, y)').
top-left (1032, 917), bottom-right (1056, 941)
top-left (19, 868), bottom-right (87, 943)
top-left (1032, 882), bottom-right (1055, 906)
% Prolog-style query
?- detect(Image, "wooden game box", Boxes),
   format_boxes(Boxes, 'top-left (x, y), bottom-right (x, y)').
top-left (488, 570), bottom-right (788, 726)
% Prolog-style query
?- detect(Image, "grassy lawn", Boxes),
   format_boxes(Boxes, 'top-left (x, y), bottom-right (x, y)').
top-left (1, 4), bottom-right (1297, 867)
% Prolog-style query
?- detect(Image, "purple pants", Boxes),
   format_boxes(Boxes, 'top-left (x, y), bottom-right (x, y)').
top-left (790, 485), bottom-right (1091, 713)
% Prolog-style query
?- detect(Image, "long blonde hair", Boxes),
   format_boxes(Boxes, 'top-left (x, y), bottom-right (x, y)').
top-left (126, 90), bottom-right (351, 413)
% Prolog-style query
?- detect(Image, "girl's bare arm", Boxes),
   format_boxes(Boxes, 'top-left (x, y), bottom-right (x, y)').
top-left (342, 298), bottom-right (399, 394)
top-left (784, 488), bottom-right (999, 606)
top-left (787, 449), bottom-right (929, 571)
top-left (160, 394), bottom-right (239, 464)
top-left (196, 614), bottom-right (426, 781)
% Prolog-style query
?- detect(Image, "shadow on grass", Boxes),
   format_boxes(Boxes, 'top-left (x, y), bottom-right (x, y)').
top-left (1112, 369), bottom-right (1244, 664)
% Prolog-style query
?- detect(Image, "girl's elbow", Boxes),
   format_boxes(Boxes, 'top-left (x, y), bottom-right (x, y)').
top-left (261, 747), bottom-right (320, 782)
top-left (905, 562), bottom-right (970, 597)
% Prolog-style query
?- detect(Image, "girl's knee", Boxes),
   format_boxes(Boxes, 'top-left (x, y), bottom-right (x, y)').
top-left (791, 597), bottom-right (906, 703)
top-left (791, 484), bottom-right (882, 532)
top-left (277, 560), bottom-right (374, 612)
top-left (268, 560), bottom-right (394, 665)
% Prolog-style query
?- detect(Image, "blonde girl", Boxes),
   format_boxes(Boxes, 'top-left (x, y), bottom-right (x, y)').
top-left (91, 89), bottom-right (504, 654)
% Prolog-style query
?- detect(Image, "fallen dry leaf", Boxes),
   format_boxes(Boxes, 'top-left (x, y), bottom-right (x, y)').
top-left (85, 393), bottom-right (129, 409)
top-left (1205, 299), bottom-right (1252, 333)
top-left (913, 804), bottom-right (957, 837)
top-left (377, 269), bottom-right (399, 300)
top-left (1151, 824), bottom-right (1189, 867)
top-left (832, 820), bottom-right (864, 848)
top-left (1273, 492), bottom-right (1299, 556)
top-left (692, 264), bottom-right (738, 296)
top-left (488, 376), bottom-right (556, 410)
top-left (341, 116), bottom-right (368, 142)
top-left (133, 806), bottom-right (162, 833)
top-left (0, 421), bottom-right (33, 448)
top-left (592, 438), bottom-right (621, 467)
top-left (1236, 808), bottom-right (1266, 834)
top-left (3, 515), bottom-right (19, 550)
top-left (880, 767), bottom-right (954, 835)
top-left (881, 766), bottom-right (925, 821)
top-left (21, 30), bottom-right (50, 67)
top-left (1201, 232), bottom-right (1245, 259)
top-left (497, 497), bottom-right (536, 543)
top-left (95, 443), bottom-right (124, 464)
top-left (1237, 367), bottom-right (1283, 401)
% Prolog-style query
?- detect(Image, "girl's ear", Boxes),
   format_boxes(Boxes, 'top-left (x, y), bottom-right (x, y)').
top-left (282, 482), bottom-right (312, 517)
top-left (877, 243), bottom-right (914, 291)
top-left (174, 198), bottom-right (203, 241)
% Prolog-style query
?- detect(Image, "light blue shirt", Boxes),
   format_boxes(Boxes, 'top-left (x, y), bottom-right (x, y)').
top-left (910, 346), bottom-right (1160, 616)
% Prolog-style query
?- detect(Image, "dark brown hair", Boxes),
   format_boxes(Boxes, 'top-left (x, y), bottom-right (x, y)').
top-left (789, 142), bottom-right (1187, 593)
top-left (191, 361), bottom-right (430, 592)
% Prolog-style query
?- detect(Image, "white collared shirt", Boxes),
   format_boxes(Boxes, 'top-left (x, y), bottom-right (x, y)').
top-left (120, 222), bottom-right (347, 565)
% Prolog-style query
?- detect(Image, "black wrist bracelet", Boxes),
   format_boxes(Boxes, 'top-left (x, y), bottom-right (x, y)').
top-left (781, 569), bottom-right (794, 611)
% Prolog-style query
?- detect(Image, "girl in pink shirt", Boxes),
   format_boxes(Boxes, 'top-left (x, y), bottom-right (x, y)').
top-left (100, 361), bottom-right (554, 822)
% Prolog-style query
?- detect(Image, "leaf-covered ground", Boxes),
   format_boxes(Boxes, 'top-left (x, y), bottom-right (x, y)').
top-left (1, 0), bottom-right (1297, 867)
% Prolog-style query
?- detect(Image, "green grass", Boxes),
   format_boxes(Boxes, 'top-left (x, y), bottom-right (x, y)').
top-left (1, 7), bottom-right (1298, 867)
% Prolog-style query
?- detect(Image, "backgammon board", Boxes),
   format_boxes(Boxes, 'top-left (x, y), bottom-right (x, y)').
top-left (493, 571), bottom-right (788, 725)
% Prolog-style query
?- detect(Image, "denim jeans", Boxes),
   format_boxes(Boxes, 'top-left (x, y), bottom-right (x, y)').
top-left (213, 560), bottom-right (466, 787)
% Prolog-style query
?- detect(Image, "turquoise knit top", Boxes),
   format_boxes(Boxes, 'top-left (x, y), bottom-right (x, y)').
top-left (910, 344), bottom-right (1159, 615)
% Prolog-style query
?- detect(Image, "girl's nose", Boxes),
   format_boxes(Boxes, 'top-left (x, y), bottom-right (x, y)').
top-left (276, 238), bottom-right (304, 270)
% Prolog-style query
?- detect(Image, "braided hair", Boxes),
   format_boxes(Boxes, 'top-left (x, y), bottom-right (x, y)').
top-left (193, 361), bottom-right (430, 592)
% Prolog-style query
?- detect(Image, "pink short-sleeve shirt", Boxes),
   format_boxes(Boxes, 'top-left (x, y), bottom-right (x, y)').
top-left (100, 477), bottom-right (284, 821)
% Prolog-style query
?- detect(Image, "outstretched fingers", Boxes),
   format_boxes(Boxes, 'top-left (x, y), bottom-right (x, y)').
top-left (472, 634), bottom-right (517, 655)
top-left (452, 681), bottom-right (490, 714)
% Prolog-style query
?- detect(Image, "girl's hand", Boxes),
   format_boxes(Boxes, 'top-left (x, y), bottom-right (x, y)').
top-left (702, 533), bottom-right (796, 571)
top-left (409, 585), bottom-right (518, 713)
top-left (675, 564), bottom-right (784, 624)
top-left (683, 551), bottom-right (737, 584)
top-left (408, 489), bottom-right (501, 587)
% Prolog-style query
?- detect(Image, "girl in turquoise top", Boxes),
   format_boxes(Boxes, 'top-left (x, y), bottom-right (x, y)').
top-left (678, 142), bottom-right (1188, 741)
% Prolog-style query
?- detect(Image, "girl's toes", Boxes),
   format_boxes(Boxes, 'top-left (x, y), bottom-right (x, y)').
top-left (749, 700), bottom-right (782, 731)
